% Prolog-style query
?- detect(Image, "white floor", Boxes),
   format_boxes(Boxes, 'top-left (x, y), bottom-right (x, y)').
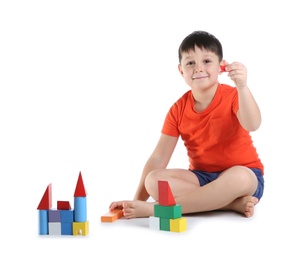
top-left (1, 1), bottom-right (299, 259)
top-left (5, 174), bottom-right (299, 259)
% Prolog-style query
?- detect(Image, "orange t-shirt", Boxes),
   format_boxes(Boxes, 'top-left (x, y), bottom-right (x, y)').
top-left (162, 84), bottom-right (264, 174)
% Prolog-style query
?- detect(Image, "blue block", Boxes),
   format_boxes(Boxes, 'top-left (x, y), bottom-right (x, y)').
top-left (61, 210), bottom-right (74, 222)
top-left (38, 210), bottom-right (48, 235)
top-left (74, 197), bottom-right (87, 222)
top-left (61, 222), bottom-right (73, 235)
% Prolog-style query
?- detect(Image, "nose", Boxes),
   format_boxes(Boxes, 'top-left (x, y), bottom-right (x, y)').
top-left (194, 63), bottom-right (203, 73)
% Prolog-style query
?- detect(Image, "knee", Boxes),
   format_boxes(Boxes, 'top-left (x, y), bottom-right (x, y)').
top-left (145, 169), bottom-right (163, 200)
top-left (227, 166), bottom-right (258, 194)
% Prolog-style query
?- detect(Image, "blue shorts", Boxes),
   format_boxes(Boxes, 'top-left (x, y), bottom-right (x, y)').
top-left (190, 168), bottom-right (264, 200)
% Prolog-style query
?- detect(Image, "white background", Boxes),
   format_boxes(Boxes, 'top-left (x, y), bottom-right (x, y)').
top-left (1, 0), bottom-right (299, 259)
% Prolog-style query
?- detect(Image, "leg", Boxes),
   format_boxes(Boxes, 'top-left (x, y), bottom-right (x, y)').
top-left (172, 166), bottom-right (259, 217)
top-left (145, 168), bottom-right (201, 200)
top-left (115, 166), bottom-right (259, 218)
top-left (116, 168), bottom-right (200, 218)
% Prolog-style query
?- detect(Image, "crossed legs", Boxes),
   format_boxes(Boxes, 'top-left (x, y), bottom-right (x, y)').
top-left (116, 166), bottom-right (259, 218)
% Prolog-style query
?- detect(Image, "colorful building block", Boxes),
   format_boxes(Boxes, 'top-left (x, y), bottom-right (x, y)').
top-left (61, 222), bottom-right (73, 235)
top-left (73, 221), bottom-right (89, 236)
top-left (37, 184), bottom-right (52, 210)
top-left (49, 222), bottom-right (61, 235)
top-left (48, 209), bottom-right (61, 222)
top-left (160, 218), bottom-right (170, 231)
top-left (74, 172), bottom-right (87, 197)
top-left (220, 65), bottom-right (226, 72)
top-left (37, 171), bottom-right (88, 236)
top-left (101, 209), bottom-right (123, 222)
top-left (57, 201), bottom-right (71, 210)
top-left (149, 216), bottom-right (160, 230)
top-left (74, 197), bottom-right (87, 222)
top-left (60, 209), bottom-right (74, 223)
top-left (38, 210), bottom-right (48, 235)
top-left (154, 204), bottom-right (182, 219)
top-left (170, 217), bottom-right (187, 232)
top-left (149, 180), bottom-right (187, 232)
top-left (158, 180), bottom-right (176, 206)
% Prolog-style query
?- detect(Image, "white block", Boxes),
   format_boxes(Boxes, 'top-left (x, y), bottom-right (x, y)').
top-left (48, 222), bottom-right (61, 235)
top-left (149, 216), bottom-right (160, 230)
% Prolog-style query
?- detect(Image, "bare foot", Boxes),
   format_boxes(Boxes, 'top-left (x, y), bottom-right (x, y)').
top-left (122, 200), bottom-right (155, 219)
top-left (221, 196), bottom-right (259, 218)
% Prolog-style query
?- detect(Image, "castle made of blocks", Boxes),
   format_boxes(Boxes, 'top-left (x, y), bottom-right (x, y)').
top-left (37, 171), bottom-right (89, 236)
top-left (149, 180), bottom-right (187, 232)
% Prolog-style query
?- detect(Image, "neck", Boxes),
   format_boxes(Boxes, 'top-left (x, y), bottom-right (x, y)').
top-left (192, 83), bottom-right (219, 112)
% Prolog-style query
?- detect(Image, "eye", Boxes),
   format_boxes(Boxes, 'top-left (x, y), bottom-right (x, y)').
top-left (204, 59), bottom-right (211, 64)
top-left (186, 61), bottom-right (195, 66)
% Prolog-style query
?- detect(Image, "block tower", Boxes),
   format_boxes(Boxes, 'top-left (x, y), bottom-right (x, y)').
top-left (149, 180), bottom-right (187, 232)
top-left (37, 171), bottom-right (89, 236)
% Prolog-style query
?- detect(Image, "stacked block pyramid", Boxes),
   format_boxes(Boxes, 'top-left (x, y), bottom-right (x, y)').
top-left (37, 171), bottom-right (89, 236)
top-left (149, 180), bottom-right (187, 232)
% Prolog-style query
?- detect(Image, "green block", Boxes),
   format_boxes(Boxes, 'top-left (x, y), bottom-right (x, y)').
top-left (160, 218), bottom-right (170, 231)
top-left (154, 204), bottom-right (182, 219)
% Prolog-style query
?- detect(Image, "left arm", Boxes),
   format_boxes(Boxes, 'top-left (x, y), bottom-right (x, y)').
top-left (226, 62), bottom-right (261, 131)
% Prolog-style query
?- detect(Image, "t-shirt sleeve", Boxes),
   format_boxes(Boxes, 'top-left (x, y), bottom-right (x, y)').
top-left (161, 103), bottom-right (180, 137)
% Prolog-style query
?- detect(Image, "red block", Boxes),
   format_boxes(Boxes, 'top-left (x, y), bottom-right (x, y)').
top-left (37, 183), bottom-right (52, 210)
top-left (74, 171), bottom-right (87, 197)
top-left (220, 65), bottom-right (226, 72)
top-left (158, 180), bottom-right (176, 206)
top-left (57, 201), bottom-right (71, 210)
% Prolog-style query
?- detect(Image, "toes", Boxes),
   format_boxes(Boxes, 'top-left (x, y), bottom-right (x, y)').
top-left (244, 202), bottom-right (255, 217)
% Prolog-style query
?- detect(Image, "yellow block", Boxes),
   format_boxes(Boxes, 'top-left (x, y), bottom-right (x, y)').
top-left (73, 221), bottom-right (89, 236)
top-left (170, 217), bottom-right (187, 232)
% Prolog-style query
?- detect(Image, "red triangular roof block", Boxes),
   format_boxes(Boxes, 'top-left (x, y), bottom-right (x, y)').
top-left (158, 180), bottom-right (176, 206)
top-left (74, 171), bottom-right (87, 197)
top-left (37, 183), bottom-right (52, 210)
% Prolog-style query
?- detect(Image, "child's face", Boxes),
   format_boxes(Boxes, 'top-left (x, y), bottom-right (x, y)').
top-left (178, 46), bottom-right (221, 90)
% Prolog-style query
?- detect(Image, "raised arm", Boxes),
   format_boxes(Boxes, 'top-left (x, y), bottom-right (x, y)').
top-left (226, 61), bottom-right (261, 131)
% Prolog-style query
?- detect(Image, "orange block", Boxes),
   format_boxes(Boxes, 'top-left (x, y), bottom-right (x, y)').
top-left (101, 209), bottom-right (123, 222)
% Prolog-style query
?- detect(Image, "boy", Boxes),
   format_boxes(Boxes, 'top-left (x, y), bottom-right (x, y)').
top-left (109, 30), bottom-right (264, 218)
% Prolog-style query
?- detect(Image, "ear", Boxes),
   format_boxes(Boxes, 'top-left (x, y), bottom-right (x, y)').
top-left (220, 59), bottom-right (227, 66)
top-left (178, 64), bottom-right (184, 76)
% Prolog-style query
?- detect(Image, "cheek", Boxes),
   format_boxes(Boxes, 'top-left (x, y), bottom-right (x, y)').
top-left (183, 68), bottom-right (193, 76)
top-left (208, 68), bottom-right (220, 77)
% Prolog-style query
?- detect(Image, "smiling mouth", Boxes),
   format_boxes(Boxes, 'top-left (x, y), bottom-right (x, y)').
top-left (193, 75), bottom-right (208, 80)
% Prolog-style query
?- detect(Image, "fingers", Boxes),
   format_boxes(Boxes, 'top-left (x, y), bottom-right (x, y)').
top-left (226, 62), bottom-right (246, 74)
top-left (109, 201), bottom-right (125, 210)
top-left (108, 201), bottom-right (133, 218)
top-left (225, 62), bottom-right (247, 87)
top-left (220, 59), bottom-right (229, 66)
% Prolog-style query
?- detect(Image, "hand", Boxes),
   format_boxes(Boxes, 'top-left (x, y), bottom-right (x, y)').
top-left (222, 61), bottom-right (248, 88)
top-left (109, 201), bottom-right (125, 211)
